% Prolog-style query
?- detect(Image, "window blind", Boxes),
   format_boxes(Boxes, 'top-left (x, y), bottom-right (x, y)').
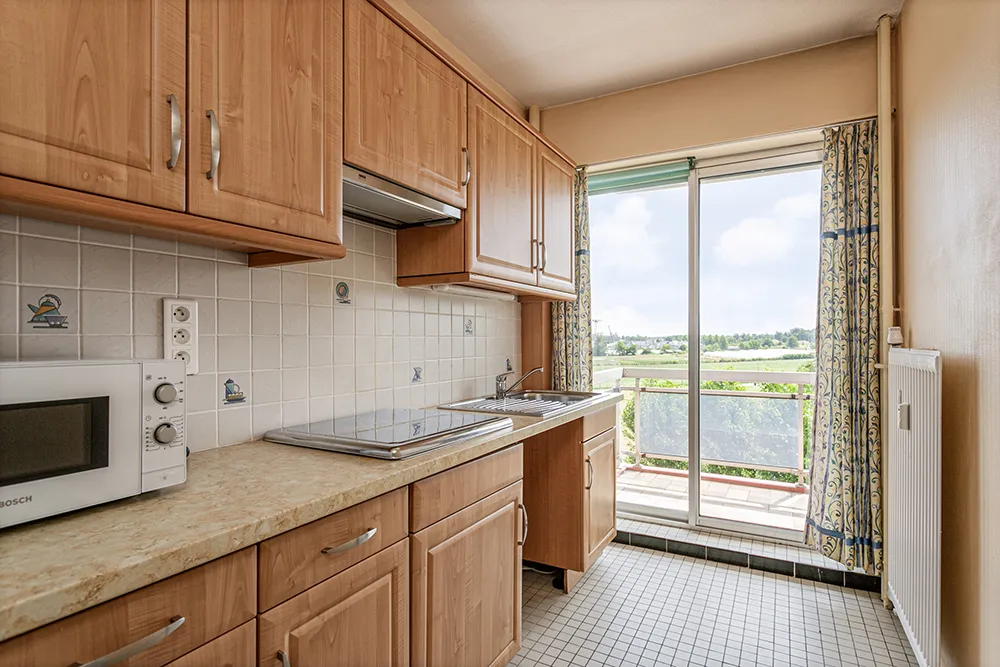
top-left (588, 159), bottom-right (693, 196)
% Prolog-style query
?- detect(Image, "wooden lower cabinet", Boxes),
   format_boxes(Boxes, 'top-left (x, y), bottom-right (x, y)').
top-left (522, 411), bottom-right (617, 576)
top-left (410, 482), bottom-right (523, 667)
top-left (584, 430), bottom-right (617, 568)
top-left (166, 620), bottom-right (256, 667)
top-left (258, 538), bottom-right (409, 667)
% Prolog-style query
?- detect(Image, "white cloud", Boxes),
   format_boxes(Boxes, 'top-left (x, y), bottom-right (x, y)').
top-left (590, 195), bottom-right (663, 271)
top-left (714, 217), bottom-right (794, 267)
top-left (773, 192), bottom-right (820, 220)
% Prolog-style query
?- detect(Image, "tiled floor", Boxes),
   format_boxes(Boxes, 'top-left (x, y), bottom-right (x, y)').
top-left (513, 543), bottom-right (916, 667)
top-left (616, 516), bottom-right (848, 572)
top-left (618, 469), bottom-right (808, 532)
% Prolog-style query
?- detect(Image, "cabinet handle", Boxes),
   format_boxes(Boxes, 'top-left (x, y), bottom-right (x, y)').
top-left (321, 527), bottom-right (377, 555)
top-left (276, 651), bottom-right (292, 667)
top-left (70, 616), bottom-right (185, 667)
top-left (518, 504), bottom-right (528, 546)
top-left (166, 94), bottom-right (181, 169)
top-left (461, 147), bottom-right (471, 186)
top-left (530, 239), bottom-right (538, 270)
top-left (539, 241), bottom-right (548, 271)
top-left (586, 458), bottom-right (594, 490)
top-left (206, 109), bottom-right (220, 180)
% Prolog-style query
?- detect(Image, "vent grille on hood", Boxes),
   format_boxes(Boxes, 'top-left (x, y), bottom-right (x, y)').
top-left (343, 165), bottom-right (462, 228)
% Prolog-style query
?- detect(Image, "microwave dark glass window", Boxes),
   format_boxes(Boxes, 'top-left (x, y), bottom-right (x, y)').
top-left (0, 397), bottom-right (110, 487)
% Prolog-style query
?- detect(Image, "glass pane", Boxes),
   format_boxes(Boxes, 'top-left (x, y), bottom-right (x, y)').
top-left (701, 394), bottom-right (800, 469)
top-left (590, 183), bottom-right (689, 519)
top-left (698, 165), bottom-right (820, 532)
top-left (0, 397), bottom-right (109, 487)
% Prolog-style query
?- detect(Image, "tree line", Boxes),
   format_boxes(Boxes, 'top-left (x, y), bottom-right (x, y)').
top-left (598, 327), bottom-right (815, 356)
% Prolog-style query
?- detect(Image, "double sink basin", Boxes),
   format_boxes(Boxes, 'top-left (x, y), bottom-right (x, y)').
top-left (439, 390), bottom-right (606, 419)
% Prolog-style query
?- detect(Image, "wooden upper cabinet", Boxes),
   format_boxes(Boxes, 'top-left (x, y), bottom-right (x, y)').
top-left (0, 0), bottom-right (186, 210)
top-left (345, 0), bottom-right (467, 208)
top-left (537, 145), bottom-right (576, 293)
top-left (187, 0), bottom-right (343, 244)
top-left (466, 88), bottom-right (536, 285)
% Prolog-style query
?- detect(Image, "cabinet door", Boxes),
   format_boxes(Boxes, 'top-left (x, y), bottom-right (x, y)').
top-left (258, 539), bottom-right (409, 667)
top-left (188, 0), bottom-right (342, 244)
top-left (536, 145), bottom-right (576, 293)
top-left (0, 0), bottom-right (186, 210)
top-left (411, 482), bottom-right (522, 667)
top-left (466, 88), bottom-right (536, 285)
top-left (584, 431), bottom-right (617, 567)
top-left (165, 620), bottom-right (255, 667)
top-left (344, 0), bottom-right (467, 209)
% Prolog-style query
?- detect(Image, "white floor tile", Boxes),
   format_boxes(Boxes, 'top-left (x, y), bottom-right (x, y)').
top-left (515, 544), bottom-right (916, 667)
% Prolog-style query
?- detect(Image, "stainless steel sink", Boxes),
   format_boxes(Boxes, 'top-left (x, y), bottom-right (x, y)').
top-left (439, 390), bottom-right (606, 418)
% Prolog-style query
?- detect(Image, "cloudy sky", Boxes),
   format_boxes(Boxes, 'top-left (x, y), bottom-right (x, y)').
top-left (590, 166), bottom-right (821, 338)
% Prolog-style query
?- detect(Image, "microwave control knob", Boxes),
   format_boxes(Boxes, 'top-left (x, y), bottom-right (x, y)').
top-left (154, 423), bottom-right (178, 445)
top-left (153, 383), bottom-right (178, 404)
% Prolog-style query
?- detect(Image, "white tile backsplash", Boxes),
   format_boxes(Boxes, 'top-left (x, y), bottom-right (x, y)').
top-left (0, 216), bottom-right (522, 451)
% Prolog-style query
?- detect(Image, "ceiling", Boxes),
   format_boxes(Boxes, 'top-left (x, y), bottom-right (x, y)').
top-left (405, 0), bottom-right (903, 109)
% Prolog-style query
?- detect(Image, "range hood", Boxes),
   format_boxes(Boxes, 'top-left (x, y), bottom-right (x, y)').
top-left (343, 165), bottom-right (461, 229)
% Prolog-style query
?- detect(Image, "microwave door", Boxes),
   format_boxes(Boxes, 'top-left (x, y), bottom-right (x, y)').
top-left (0, 397), bottom-right (111, 487)
top-left (0, 363), bottom-right (142, 528)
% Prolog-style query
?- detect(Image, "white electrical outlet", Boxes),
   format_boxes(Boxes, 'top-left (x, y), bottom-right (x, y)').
top-left (163, 298), bottom-right (199, 374)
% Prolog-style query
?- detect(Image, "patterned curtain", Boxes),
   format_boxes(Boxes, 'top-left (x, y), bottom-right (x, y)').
top-left (551, 168), bottom-right (593, 391)
top-left (805, 119), bottom-right (883, 575)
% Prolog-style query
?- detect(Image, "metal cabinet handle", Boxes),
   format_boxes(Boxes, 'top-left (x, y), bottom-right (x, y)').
top-left (206, 109), bottom-right (220, 180)
top-left (518, 504), bottom-right (528, 546)
top-left (70, 616), bottom-right (185, 667)
top-left (276, 650), bottom-right (292, 667)
top-left (166, 94), bottom-right (181, 169)
top-left (321, 527), bottom-right (377, 555)
top-left (461, 147), bottom-right (471, 186)
top-left (530, 239), bottom-right (538, 270)
top-left (539, 241), bottom-right (548, 271)
top-left (586, 458), bottom-right (594, 490)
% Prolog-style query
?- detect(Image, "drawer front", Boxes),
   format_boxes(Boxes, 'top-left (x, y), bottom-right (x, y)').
top-left (582, 406), bottom-right (616, 442)
top-left (0, 547), bottom-right (256, 667)
top-left (258, 487), bottom-right (409, 611)
top-left (165, 620), bottom-right (256, 667)
top-left (410, 443), bottom-right (523, 532)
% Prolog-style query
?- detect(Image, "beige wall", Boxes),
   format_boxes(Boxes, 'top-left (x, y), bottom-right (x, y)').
top-left (383, 0), bottom-right (526, 118)
top-left (896, 0), bottom-right (1000, 665)
top-left (540, 37), bottom-right (877, 165)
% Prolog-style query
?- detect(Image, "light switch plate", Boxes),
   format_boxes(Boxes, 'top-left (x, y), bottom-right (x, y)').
top-left (163, 298), bottom-right (199, 375)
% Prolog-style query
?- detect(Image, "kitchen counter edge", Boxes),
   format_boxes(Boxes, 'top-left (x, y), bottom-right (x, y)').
top-left (0, 392), bottom-right (621, 642)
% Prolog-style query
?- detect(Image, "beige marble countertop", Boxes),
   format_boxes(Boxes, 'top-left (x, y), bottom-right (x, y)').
top-left (0, 393), bottom-right (621, 642)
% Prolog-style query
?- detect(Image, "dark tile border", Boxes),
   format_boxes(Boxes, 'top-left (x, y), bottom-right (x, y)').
top-left (615, 530), bottom-right (879, 593)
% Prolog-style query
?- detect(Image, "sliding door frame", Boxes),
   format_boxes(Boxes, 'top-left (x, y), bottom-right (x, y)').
top-left (689, 144), bottom-right (824, 543)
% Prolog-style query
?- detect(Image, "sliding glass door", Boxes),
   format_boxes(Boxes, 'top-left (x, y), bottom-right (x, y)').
top-left (593, 146), bottom-right (821, 541)
top-left (693, 152), bottom-right (821, 539)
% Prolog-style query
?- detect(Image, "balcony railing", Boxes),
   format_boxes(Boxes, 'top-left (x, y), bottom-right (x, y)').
top-left (594, 367), bottom-right (815, 485)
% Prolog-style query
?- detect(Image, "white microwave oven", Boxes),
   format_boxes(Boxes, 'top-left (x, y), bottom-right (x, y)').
top-left (0, 359), bottom-right (187, 529)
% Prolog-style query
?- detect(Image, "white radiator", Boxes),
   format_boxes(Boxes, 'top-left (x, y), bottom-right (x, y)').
top-left (887, 348), bottom-right (941, 667)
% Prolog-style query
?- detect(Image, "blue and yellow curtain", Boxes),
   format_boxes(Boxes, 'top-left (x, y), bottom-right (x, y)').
top-left (551, 168), bottom-right (592, 392)
top-left (805, 119), bottom-right (883, 575)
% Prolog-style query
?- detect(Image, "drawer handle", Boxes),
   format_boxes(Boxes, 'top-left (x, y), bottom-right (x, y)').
top-left (586, 458), bottom-right (594, 490)
top-left (321, 527), bottom-right (377, 555)
top-left (166, 94), bottom-right (181, 169)
top-left (518, 504), bottom-right (528, 546)
top-left (70, 615), bottom-right (185, 667)
top-left (277, 650), bottom-right (292, 667)
top-left (461, 147), bottom-right (471, 186)
top-left (206, 109), bottom-right (220, 180)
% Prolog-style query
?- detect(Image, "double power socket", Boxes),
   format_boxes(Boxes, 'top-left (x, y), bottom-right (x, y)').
top-left (162, 298), bottom-right (199, 375)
